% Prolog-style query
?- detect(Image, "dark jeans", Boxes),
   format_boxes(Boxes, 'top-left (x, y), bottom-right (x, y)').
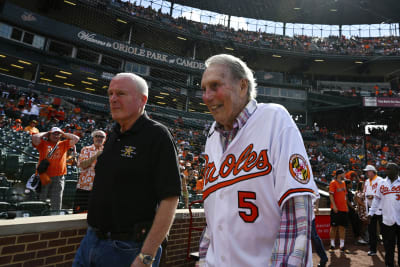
top-left (73, 227), bottom-right (162, 267)
top-left (382, 223), bottom-right (400, 267)
top-left (368, 214), bottom-right (383, 252)
top-left (311, 219), bottom-right (328, 264)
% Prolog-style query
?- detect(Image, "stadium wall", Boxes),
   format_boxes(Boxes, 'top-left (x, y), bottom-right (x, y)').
top-left (0, 211), bottom-right (205, 267)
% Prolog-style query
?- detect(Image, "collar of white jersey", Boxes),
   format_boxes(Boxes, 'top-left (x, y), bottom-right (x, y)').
top-left (213, 99), bottom-right (258, 132)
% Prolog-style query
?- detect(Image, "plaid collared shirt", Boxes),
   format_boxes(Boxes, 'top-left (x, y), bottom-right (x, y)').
top-left (214, 99), bottom-right (257, 152)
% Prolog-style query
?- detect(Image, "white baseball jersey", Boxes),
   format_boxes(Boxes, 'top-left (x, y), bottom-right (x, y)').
top-left (368, 177), bottom-right (400, 226)
top-left (203, 103), bottom-right (317, 267)
top-left (364, 175), bottom-right (384, 215)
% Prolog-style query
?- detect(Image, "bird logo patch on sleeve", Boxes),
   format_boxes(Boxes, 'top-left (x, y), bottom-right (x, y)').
top-left (289, 154), bottom-right (310, 184)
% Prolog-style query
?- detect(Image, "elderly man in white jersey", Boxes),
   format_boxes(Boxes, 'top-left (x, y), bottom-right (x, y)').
top-left (363, 164), bottom-right (384, 256)
top-left (368, 163), bottom-right (400, 267)
top-left (199, 54), bottom-right (318, 266)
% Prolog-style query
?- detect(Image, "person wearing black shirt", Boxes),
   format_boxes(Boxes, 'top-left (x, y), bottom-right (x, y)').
top-left (74, 73), bottom-right (181, 267)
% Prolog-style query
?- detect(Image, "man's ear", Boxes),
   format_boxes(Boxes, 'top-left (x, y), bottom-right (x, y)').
top-left (240, 79), bottom-right (249, 96)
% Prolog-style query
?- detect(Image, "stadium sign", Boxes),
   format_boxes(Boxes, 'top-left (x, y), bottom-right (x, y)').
top-left (363, 97), bottom-right (400, 107)
top-left (77, 30), bottom-right (205, 70)
top-left (3, 2), bottom-right (206, 71)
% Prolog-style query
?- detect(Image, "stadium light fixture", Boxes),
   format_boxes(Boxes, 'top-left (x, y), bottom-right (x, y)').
top-left (204, 111), bottom-right (210, 114)
top-left (225, 47), bottom-right (234, 51)
top-left (314, 59), bottom-right (324, 62)
top-left (355, 61), bottom-right (363, 64)
top-left (293, 7), bottom-right (301, 10)
top-left (102, 85), bottom-right (108, 89)
top-left (156, 101), bottom-right (166, 105)
top-left (188, 109), bottom-right (195, 112)
top-left (272, 54), bottom-right (282, 58)
top-left (330, 9), bottom-right (337, 12)
top-left (60, 70), bottom-right (72, 75)
top-left (155, 95), bottom-right (164, 99)
top-left (177, 36), bottom-right (187, 41)
top-left (160, 92), bottom-right (169, 95)
top-left (64, 0), bottom-right (76, 6)
top-left (11, 64), bottom-right (24, 69)
top-left (0, 54), bottom-right (6, 58)
top-left (172, 98), bottom-right (177, 102)
top-left (82, 81), bottom-right (92, 85)
top-left (18, 60), bottom-right (31, 65)
top-left (87, 77), bottom-right (98, 81)
top-left (40, 78), bottom-right (52, 82)
top-left (55, 75), bottom-right (67, 79)
top-left (64, 83), bottom-right (75, 87)
top-left (116, 18), bottom-right (128, 24)
top-left (85, 87), bottom-right (95, 91)
top-left (0, 68), bottom-right (9, 72)
top-left (200, 103), bottom-right (206, 106)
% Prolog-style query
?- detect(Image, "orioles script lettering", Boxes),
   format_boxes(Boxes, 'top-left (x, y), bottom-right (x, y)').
top-left (204, 144), bottom-right (272, 187)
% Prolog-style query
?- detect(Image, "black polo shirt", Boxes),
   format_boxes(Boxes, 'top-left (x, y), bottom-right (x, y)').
top-left (87, 112), bottom-right (181, 232)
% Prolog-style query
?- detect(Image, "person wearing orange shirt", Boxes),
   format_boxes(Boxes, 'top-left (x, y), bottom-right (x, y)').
top-left (32, 127), bottom-right (80, 210)
top-left (11, 119), bottom-right (23, 131)
top-left (329, 169), bottom-right (349, 253)
top-left (73, 130), bottom-right (106, 213)
top-left (24, 120), bottom-right (39, 135)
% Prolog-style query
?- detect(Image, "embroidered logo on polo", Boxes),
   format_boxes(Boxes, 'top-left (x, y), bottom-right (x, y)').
top-left (121, 146), bottom-right (136, 158)
top-left (289, 154), bottom-right (310, 184)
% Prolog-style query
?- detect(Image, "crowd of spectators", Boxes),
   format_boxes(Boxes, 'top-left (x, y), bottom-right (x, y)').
top-left (303, 124), bottom-right (400, 186)
top-left (112, 0), bottom-right (400, 56)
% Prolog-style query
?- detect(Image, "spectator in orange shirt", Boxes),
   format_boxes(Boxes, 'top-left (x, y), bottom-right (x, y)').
top-left (11, 119), bottom-right (23, 131)
top-left (32, 127), bottom-right (80, 210)
top-left (53, 97), bottom-right (61, 109)
top-left (329, 169), bottom-right (349, 253)
top-left (24, 120), bottom-right (39, 135)
top-left (73, 130), bottom-right (106, 213)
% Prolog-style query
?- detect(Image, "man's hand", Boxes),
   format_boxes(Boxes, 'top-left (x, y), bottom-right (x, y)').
top-left (130, 256), bottom-right (147, 267)
top-left (333, 206), bottom-right (338, 213)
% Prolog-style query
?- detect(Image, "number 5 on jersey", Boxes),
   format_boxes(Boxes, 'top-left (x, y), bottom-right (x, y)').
top-left (238, 191), bottom-right (259, 223)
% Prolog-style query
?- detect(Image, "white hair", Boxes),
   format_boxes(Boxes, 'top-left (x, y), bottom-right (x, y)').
top-left (114, 72), bottom-right (148, 97)
top-left (91, 129), bottom-right (106, 138)
top-left (205, 54), bottom-right (257, 100)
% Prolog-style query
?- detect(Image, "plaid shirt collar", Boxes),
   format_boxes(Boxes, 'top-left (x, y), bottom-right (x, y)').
top-left (215, 99), bottom-right (257, 152)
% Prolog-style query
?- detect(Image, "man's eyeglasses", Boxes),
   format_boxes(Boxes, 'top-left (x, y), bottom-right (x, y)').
top-left (95, 135), bottom-right (106, 139)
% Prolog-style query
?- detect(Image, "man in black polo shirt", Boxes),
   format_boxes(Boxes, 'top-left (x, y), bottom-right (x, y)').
top-left (74, 73), bottom-right (181, 267)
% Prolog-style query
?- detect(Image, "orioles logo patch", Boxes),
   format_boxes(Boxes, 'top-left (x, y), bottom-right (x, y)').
top-left (289, 154), bottom-right (310, 184)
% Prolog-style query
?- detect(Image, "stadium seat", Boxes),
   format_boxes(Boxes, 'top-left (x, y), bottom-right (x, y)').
top-left (62, 180), bottom-right (77, 209)
top-left (0, 187), bottom-right (9, 201)
top-left (5, 186), bottom-right (29, 204)
top-left (19, 162), bottom-right (37, 184)
top-left (41, 209), bottom-right (70, 216)
top-left (0, 202), bottom-right (11, 212)
top-left (17, 201), bottom-right (50, 216)
top-left (4, 154), bottom-right (20, 179)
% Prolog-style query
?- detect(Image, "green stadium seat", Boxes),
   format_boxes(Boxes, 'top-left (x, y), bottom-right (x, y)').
top-left (0, 187), bottom-right (9, 201)
top-left (17, 201), bottom-right (50, 216)
top-left (0, 202), bottom-right (11, 212)
top-left (62, 180), bottom-right (77, 209)
top-left (41, 209), bottom-right (70, 216)
top-left (19, 162), bottom-right (37, 184)
top-left (4, 154), bottom-right (20, 179)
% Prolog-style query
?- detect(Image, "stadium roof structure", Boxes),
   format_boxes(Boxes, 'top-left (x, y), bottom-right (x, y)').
top-left (171, 0), bottom-right (400, 25)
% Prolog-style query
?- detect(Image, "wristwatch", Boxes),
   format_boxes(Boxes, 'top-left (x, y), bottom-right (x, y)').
top-left (139, 253), bottom-right (155, 265)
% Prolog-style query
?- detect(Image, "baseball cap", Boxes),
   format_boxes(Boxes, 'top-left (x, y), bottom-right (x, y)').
top-left (363, 165), bottom-right (377, 172)
top-left (49, 127), bottom-right (62, 133)
top-left (15, 119), bottom-right (21, 123)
